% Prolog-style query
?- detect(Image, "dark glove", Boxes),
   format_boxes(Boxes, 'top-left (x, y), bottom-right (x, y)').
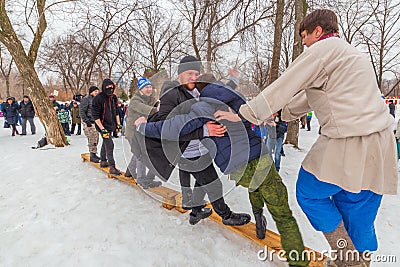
top-left (100, 129), bottom-right (110, 138)
top-left (86, 122), bottom-right (92, 127)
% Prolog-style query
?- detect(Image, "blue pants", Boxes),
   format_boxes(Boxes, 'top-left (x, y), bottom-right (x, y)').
top-left (274, 135), bottom-right (284, 171)
top-left (296, 167), bottom-right (382, 251)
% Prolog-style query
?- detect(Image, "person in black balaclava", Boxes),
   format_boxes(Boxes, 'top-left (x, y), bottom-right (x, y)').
top-left (92, 78), bottom-right (122, 175)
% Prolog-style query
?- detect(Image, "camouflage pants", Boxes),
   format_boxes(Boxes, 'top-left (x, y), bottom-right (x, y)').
top-left (83, 122), bottom-right (99, 154)
top-left (231, 155), bottom-right (309, 267)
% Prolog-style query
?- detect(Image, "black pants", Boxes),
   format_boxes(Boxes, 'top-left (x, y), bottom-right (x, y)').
top-left (71, 123), bottom-right (81, 134)
top-left (61, 123), bottom-right (70, 135)
top-left (100, 137), bottom-right (116, 166)
top-left (180, 154), bottom-right (231, 219)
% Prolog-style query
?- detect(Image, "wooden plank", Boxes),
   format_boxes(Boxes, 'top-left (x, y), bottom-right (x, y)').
top-left (82, 153), bottom-right (326, 266)
top-left (205, 204), bottom-right (326, 266)
top-left (81, 153), bottom-right (183, 211)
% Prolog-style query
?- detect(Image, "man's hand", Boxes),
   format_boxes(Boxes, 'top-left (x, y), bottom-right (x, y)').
top-left (116, 124), bottom-right (122, 133)
top-left (206, 121), bottom-right (226, 137)
top-left (214, 108), bottom-right (241, 122)
top-left (134, 116), bottom-right (147, 127)
top-left (101, 129), bottom-right (110, 138)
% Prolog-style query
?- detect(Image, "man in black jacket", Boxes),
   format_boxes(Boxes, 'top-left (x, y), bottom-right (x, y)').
top-left (140, 55), bottom-right (250, 226)
top-left (80, 86), bottom-right (101, 163)
top-left (92, 79), bottom-right (122, 175)
top-left (19, 95), bottom-right (36, 135)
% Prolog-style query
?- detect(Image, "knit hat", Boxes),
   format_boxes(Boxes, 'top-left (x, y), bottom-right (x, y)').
top-left (23, 95), bottom-right (29, 99)
top-left (178, 55), bottom-right (201, 75)
top-left (101, 78), bottom-right (115, 92)
top-left (89, 86), bottom-right (99, 94)
top-left (138, 78), bottom-right (152, 90)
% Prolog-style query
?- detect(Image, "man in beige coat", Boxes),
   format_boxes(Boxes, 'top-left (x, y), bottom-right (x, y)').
top-left (216, 9), bottom-right (397, 267)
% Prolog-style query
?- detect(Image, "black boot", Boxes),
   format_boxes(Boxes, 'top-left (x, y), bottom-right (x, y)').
top-left (189, 208), bottom-right (212, 225)
top-left (109, 166), bottom-right (122, 176)
top-left (90, 152), bottom-right (100, 163)
top-left (222, 212), bottom-right (251, 226)
top-left (100, 160), bottom-right (109, 168)
top-left (181, 188), bottom-right (193, 210)
top-left (254, 210), bottom-right (267, 239)
top-left (125, 169), bottom-right (132, 177)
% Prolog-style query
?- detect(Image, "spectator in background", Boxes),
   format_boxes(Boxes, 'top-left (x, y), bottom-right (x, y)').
top-left (388, 100), bottom-right (395, 118)
top-left (49, 94), bottom-right (60, 111)
top-left (58, 105), bottom-right (71, 136)
top-left (274, 110), bottom-right (288, 172)
top-left (306, 111), bottom-right (312, 131)
top-left (2, 96), bottom-right (20, 136)
top-left (70, 101), bottom-right (81, 135)
top-left (80, 86), bottom-right (101, 163)
top-left (19, 95), bottom-right (36, 135)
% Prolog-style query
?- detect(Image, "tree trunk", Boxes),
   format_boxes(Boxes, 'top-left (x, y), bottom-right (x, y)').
top-left (12, 52), bottom-right (67, 146)
top-left (0, 0), bottom-right (67, 147)
top-left (285, 0), bottom-right (307, 148)
top-left (5, 75), bottom-right (10, 97)
top-left (269, 0), bottom-right (284, 84)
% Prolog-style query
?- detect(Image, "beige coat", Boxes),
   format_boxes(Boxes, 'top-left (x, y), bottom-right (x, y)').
top-left (239, 37), bottom-right (398, 195)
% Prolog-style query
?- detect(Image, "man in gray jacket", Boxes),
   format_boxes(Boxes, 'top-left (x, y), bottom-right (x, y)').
top-left (80, 86), bottom-right (101, 162)
top-left (125, 78), bottom-right (162, 189)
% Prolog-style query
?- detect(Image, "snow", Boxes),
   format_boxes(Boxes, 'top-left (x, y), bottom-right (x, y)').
top-left (0, 116), bottom-right (399, 267)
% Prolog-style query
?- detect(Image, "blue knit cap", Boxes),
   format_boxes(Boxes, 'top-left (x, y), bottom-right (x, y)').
top-left (138, 78), bottom-right (152, 90)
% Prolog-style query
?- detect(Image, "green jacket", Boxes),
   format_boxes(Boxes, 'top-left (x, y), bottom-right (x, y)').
top-left (71, 106), bottom-right (81, 124)
top-left (125, 92), bottom-right (157, 142)
top-left (57, 110), bottom-right (70, 124)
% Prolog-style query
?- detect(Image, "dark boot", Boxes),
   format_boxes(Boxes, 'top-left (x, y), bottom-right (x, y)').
top-left (181, 188), bottom-right (193, 210)
top-left (189, 208), bottom-right (212, 225)
top-left (137, 177), bottom-right (161, 189)
top-left (90, 152), bottom-right (100, 163)
top-left (222, 212), bottom-right (251, 226)
top-left (254, 210), bottom-right (267, 239)
top-left (125, 169), bottom-right (132, 177)
top-left (12, 130), bottom-right (15, 136)
top-left (100, 160), bottom-right (109, 168)
top-left (109, 166), bottom-right (122, 176)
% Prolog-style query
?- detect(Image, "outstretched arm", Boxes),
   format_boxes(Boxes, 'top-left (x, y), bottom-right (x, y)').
top-left (137, 102), bottom-right (224, 140)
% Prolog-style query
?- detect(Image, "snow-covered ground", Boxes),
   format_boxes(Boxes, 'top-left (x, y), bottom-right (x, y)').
top-left (0, 116), bottom-right (399, 267)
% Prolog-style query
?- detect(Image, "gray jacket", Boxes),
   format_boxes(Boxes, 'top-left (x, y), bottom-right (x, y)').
top-left (79, 94), bottom-right (94, 125)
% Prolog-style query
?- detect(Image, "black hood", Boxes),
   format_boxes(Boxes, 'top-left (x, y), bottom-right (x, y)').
top-left (102, 78), bottom-right (115, 92)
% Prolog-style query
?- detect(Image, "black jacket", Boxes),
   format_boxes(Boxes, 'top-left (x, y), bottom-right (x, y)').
top-left (131, 85), bottom-right (204, 181)
top-left (2, 100), bottom-right (19, 124)
top-left (92, 93), bottom-right (118, 132)
top-left (19, 100), bottom-right (35, 118)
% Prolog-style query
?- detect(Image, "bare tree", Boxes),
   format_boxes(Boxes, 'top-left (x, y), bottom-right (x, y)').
top-left (40, 35), bottom-right (89, 95)
top-left (73, 0), bottom-right (148, 86)
top-left (269, 0), bottom-right (285, 84)
top-left (127, 5), bottom-right (185, 73)
top-left (285, 0), bottom-right (308, 148)
top-left (361, 0), bottom-right (400, 93)
top-left (0, 0), bottom-right (77, 147)
top-left (0, 44), bottom-right (13, 98)
top-left (172, 0), bottom-right (274, 70)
